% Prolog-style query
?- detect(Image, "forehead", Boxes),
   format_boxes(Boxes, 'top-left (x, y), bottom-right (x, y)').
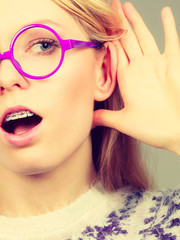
top-left (0, 0), bottom-right (86, 39)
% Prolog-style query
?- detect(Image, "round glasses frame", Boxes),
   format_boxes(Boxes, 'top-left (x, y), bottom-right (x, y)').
top-left (0, 24), bottom-right (101, 80)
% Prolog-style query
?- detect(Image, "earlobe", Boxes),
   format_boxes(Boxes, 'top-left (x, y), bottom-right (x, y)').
top-left (94, 41), bottom-right (118, 102)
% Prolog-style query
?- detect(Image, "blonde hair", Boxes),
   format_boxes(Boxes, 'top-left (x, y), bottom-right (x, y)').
top-left (52, 0), bottom-right (155, 191)
top-left (52, 0), bottom-right (123, 43)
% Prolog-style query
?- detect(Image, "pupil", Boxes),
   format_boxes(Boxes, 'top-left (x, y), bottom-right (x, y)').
top-left (41, 42), bottom-right (51, 50)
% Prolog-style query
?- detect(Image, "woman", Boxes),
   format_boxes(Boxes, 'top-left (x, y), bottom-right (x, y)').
top-left (0, 0), bottom-right (179, 239)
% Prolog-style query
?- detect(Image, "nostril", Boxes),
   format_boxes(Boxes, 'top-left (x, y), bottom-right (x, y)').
top-left (13, 84), bottom-right (21, 88)
top-left (0, 86), bottom-right (5, 95)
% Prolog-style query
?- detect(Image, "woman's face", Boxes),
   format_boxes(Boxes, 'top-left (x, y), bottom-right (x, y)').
top-left (0, 0), bottom-right (100, 174)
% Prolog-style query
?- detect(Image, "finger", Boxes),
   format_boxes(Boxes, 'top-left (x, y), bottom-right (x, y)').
top-left (161, 7), bottom-right (180, 55)
top-left (111, 0), bottom-right (122, 9)
top-left (93, 109), bottom-right (133, 136)
top-left (113, 40), bottom-right (129, 69)
top-left (122, 2), bottom-right (160, 55)
top-left (111, 0), bottom-right (143, 60)
top-left (93, 109), bottom-right (122, 130)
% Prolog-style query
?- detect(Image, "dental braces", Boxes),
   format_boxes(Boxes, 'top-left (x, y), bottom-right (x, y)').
top-left (5, 111), bottom-right (35, 122)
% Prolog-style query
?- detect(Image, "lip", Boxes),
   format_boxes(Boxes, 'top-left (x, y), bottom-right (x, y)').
top-left (0, 105), bottom-right (41, 126)
top-left (0, 105), bottom-right (43, 147)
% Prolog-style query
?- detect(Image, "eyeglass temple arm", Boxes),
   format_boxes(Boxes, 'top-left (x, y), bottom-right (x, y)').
top-left (63, 39), bottom-right (101, 51)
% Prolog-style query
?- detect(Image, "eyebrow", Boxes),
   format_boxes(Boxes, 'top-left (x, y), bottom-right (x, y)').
top-left (20, 19), bottom-right (67, 38)
top-left (24, 19), bottom-right (65, 30)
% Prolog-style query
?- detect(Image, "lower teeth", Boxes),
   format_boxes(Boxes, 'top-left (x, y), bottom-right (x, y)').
top-left (16, 131), bottom-right (26, 135)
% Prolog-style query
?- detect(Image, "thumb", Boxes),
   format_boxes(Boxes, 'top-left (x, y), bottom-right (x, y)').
top-left (92, 109), bottom-right (126, 131)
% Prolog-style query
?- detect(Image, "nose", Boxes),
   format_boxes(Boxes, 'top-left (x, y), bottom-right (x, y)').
top-left (0, 51), bottom-right (29, 94)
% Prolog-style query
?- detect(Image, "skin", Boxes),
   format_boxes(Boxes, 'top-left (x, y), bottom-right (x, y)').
top-left (0, 0), bottom-right (179, 217)
top-left (94, 1), bottom-right (180, 155)
top-left (0, 0), bottom-right (116, 216)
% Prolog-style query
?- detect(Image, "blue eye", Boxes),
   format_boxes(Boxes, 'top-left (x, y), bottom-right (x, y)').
top-left (33, 40), bottom-right (55, 53)
top-left (31, 40), bottom-right (54, 53)
top-left (26, 39), bottom-right (61, 56)
top-left (39, 41), bottom-right (53, 51)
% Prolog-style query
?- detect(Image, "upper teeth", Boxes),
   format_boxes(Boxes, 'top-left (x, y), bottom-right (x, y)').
top-left (5, 111), bottom-right (35, 122)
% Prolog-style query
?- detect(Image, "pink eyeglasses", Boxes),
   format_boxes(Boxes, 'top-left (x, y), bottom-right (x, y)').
top-left (0, 24), bottom-right (101, 80)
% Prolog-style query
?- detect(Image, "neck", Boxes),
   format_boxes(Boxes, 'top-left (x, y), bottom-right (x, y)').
top-left (0, 137), bottom-right (97, 217)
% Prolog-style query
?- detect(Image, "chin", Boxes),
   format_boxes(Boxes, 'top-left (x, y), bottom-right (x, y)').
top-left (1, 153), bottom-right (56, 176)
top-left (9, 165), bottom-right (52, 176)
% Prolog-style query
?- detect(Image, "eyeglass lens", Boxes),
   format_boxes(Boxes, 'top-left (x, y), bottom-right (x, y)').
top-left (13, 27), bottom-right (62, 78)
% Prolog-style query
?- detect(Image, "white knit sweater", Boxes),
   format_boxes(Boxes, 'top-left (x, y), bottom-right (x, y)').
top-left (0, 182), bottom-right (179, 240)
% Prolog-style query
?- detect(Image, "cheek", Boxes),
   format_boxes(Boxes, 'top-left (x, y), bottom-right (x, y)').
top-left (43, 49), bottom-right (97, 138)
top-left (54, 49), bottom-right (96, 115)
top-left (32, 50), bottom-right (98, 166)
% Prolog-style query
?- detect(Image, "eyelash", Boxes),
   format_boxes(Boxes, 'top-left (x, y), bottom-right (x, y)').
top-left (26, 38), bottom-right (61, 56)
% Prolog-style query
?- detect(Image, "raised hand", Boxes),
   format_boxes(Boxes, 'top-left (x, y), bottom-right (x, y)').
top-left (93, 0), bottom-right (180, 155)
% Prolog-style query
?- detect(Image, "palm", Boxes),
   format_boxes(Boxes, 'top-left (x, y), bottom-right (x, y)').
top-left (118, 54), bottom-right (180, 148)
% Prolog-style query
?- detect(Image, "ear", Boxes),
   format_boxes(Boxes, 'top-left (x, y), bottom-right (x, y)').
top-left (94, 41), bottom-right (117, 102)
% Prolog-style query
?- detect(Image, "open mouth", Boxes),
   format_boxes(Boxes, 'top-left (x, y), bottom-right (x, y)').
top-left (1, 110), bottom-right (42, 135)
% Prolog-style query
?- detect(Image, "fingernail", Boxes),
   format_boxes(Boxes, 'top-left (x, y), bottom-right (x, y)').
top-left (162, 6), bottom-right (172, 17)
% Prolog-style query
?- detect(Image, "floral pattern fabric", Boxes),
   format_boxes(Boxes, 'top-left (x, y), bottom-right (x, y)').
top-left (69, 188), bottom-right (180, 240)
